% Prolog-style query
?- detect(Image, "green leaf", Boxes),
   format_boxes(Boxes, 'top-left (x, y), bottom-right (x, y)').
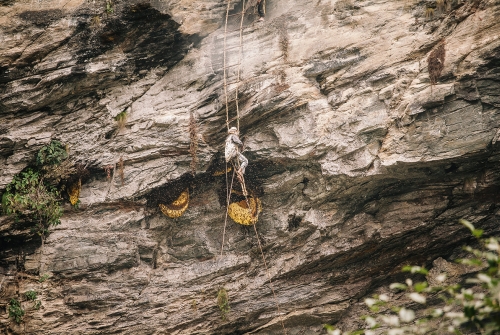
top-left (324, 324), bottom-right (335, 331)
top-left (402, 266), bottom-right (428, 275)
top-left (460, 219), bottom-right (475, 232)
top-left (473, 229), bottom-right (484, 238)
top-left (457, 258), bottom-right (482, 266)
top-left (464, 305), bottom-right (476, 318)
top-left (390, 283), bottom-right (408, 291)
top-left (415, 281), bottom-right (429, 293)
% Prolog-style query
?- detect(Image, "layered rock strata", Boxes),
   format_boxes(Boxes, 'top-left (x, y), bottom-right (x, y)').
top-left (1, 0), bottom-right (500, 334)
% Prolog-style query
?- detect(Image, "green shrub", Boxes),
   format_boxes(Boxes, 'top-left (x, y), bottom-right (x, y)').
top-left (115, 110), bottom-right (127, 130)
top-left (326, 220), bottom-right (500, 335)
top-left (25, 290), bottom-right (37, 301)
top-left (25, 290), bottom-right (43, 310)
top-left (36, 140), bottom-right (68, 166)
top-left (106, 0), bottom-right (114, 14)
top-left (217, 288), bottom-right (230, 320)
top-left (2, 168), bottom-right (62, 239)
top-left (8, 298), bottom-right (25, 324)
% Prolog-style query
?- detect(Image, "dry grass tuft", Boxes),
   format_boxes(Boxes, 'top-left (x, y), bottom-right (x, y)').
top-left (279, 30), bottom-right (289, 63)
top-left (425, 7), bottom-right (435, 19)
top-left (189, 111), bottom-right (198, 175)
top-left (118, 157), bottom-right (124, 186)
top-left (91, 15), bottom-right (101, 27)
top-left (436, 0), bottom-right (447, 12)
top-left (104, 165), bottom-right (114, 181)
top-left (428, 41), bottom-right (446, 85)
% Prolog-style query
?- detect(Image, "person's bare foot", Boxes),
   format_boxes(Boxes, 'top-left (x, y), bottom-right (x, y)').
top-left (258, 17), bottom-right (264, 22)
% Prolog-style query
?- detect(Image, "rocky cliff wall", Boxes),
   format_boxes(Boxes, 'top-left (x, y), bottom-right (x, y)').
top-left (1, 0), bottom-right (500, 334)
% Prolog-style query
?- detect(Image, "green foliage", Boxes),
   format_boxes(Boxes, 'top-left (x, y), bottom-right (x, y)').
top-left (39, 274), bottom-right (50, 283)
top-left (330, 220), bottom-right (500, 335)
top-left (25, 290), bottom-right (37, 301)
top-left (1, 140), bottom-right (76, 241)
top-left (33, 300), bottom-right (42, 310)
top-left (402, 265), bottom-right (429, 275)
top-left (106, 0), bottom-right (114, 14)
top-left (36, 140), bottom-right (68, 166)
top-left (217, 288), bottom-right (230, 320)
top-left (460, 218), bottom-right (483, 238)
top-left (25, 290), bottom-right (43, 310)
top-left (72, 199), bottom-right (81, 210)
top-left (8, 298), bottom-right (25, 324)
top-left (115, 110), bottom-right (127, 130)
top-left (2, 168), bottom-right (62, 238)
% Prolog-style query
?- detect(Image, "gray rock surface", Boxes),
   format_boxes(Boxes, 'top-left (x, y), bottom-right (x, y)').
top-left (1, 0), bottom-right (500, 334)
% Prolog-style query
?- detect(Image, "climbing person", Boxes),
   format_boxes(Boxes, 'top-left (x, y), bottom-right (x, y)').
top-left (257, 0), bottom-right (265, 21)
top-left (225, 127), bottom-right (248, 180)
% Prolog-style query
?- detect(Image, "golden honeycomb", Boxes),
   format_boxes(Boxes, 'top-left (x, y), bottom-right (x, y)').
top-left (159, 189), bottom-right (189, 218)
top-left (228, 197), bottom-right (262, 225)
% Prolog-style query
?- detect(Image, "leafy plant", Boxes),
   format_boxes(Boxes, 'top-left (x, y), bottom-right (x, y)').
top-left (115, 110), bottom-right (127, 130)
top-left (2, 169), bottom-right (63, 241)
top-left (39, 274), bottom-right (50, 283)
top-left (326, 220), bottom-right (500, 335)
top-left (8, 298), bottom-right (25, 324)
top-left (106, 0), bottom-right (114, 14)
top-left (217, 287), bottom-right (230, 320)
top-left (36, 140), bottom-right (68, 166)
top-left (25, 290), bottom-right (37, 301)
top-left (33, 300), bottom-right (42, 310)
top-left (25, 290), bottom-right (42, 310)
top-left (72, 199), bottom-right (81, 210)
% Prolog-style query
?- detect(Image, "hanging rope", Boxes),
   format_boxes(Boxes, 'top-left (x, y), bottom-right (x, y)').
top-left (221, 162), bottom-right (236, 258)
top-left (223, 0), bottom-right (247, 132)
top-left (235, 0), bottom-right (246, 132)
top-left (220, 1), bottom-right (285, 333)
top-left (231, 160), bottom-right (288, 335)
top-left (223, 0), bottom-right (232, 131)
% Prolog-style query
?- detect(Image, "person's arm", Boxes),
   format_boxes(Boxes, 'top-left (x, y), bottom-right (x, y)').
top-left (232, 135), bottom-right (243, 146)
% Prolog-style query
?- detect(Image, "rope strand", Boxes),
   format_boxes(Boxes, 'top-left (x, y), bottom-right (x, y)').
top-left (231, 161), bottom-right (287, 335)
top-left (221, 164), bottom-right (236, 258)
top-left (223, 0), bottom-right (232, 131)
top-left (221, 1), bottom-right (285, 333)
top-left (235, 0), bottom-right (246, 132)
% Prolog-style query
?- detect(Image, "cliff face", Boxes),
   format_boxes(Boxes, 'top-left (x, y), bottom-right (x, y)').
top-left (1, 0), bottom-right (500, 334)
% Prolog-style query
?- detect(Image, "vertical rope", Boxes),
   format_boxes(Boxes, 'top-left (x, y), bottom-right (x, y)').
top-left (221, 165), bottom-right (236, 258)
top-left (223, 0), bottom-right (232, 131)
top-left (235, 0), bottom-right (246, 132)
top-left (221, 2), bottom-right (285, 333)
top-left (252, 224), bottom-right (287, 335)
top-left (231, 161), bottom-right (287, 335)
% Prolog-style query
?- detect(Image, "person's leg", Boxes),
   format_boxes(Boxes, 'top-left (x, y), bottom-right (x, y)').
top-left (238, 153), bottom-right (248, 175)
top-left (257, 0), bottom-right (265, 21)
